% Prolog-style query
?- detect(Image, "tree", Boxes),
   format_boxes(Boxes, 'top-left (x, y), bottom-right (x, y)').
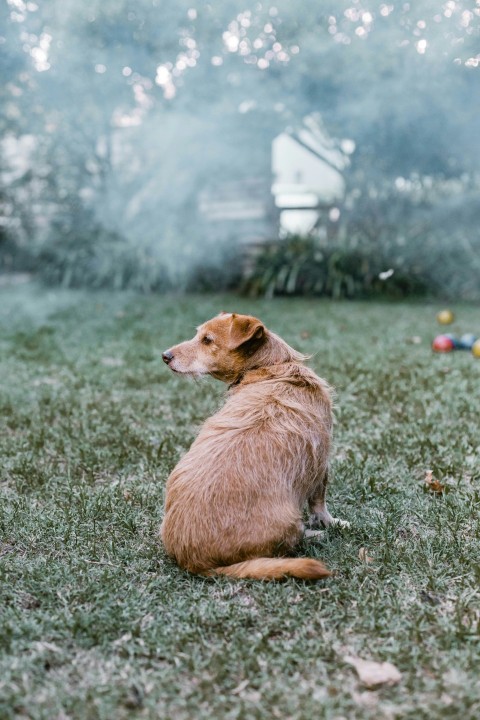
top-left (1, 0), bottom-right (479, 287)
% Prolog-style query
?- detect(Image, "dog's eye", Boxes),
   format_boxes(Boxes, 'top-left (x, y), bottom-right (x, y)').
top-left (202, 336), bottom-right (213, 345)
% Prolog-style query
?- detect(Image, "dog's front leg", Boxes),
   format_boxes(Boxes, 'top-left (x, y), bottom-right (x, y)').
top-left (308, 468), bottom-right (350, 529)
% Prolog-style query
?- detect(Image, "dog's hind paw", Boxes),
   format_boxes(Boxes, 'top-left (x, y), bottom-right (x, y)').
top-left (304, 529), bottom-right (326, 540)
top-left (310, 510), bottom-right (351, 530)
top-left (328, 517), bottom-right (351, 530)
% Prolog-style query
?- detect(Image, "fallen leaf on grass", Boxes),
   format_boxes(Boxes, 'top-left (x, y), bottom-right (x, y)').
top-left (358, 547), bottom-right (374, 564)
top-left (231, 679), bottom-right (250, 695)
top-left (344, 655), bottom-right (402, 689)
top-left (424, 469), bottom-right (445, 494)
top-left (300, 330), bottom-right (311, 339)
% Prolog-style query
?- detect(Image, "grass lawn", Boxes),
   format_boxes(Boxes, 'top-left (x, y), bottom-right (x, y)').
top-left (1, 282), bottom-right (480, 720)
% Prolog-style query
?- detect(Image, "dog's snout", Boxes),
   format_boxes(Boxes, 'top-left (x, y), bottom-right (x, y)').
top-left (162, 350), bottom-right (174, 364)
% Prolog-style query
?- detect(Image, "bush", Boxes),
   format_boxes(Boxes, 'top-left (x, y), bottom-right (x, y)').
top-left (242, 235), bottom-right (428, 299)
top-left (0, 230), bottom-right (34, 274)
top-left (243, 174), bottom-right (480, 301)
top-left (33, 207), bottom-right (172, 293)
top-left (185, 246), bottom-right (243, 293)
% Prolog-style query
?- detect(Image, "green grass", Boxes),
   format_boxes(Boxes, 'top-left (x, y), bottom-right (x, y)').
top-left (1, 282), bottom-right (480, 719)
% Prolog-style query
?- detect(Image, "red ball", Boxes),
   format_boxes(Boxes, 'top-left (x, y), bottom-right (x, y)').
top-left (432, 335), bottom-right (454, 353)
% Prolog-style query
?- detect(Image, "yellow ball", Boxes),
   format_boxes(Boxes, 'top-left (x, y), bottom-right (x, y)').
top-left (436, 309), bottom-right (455, 325)
top-left (472, 339), bottom-right (480, 358)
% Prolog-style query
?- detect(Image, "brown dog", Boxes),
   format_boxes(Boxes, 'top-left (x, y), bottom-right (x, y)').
top-left (161, 312), bottom-right (345, 580)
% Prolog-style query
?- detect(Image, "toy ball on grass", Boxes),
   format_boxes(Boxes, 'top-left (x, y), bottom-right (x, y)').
top-left (436, 309), bottom-right (455, 325)
top-left (459, 333), bottom-right (477, 350)
top-left (432, 335), bottom-right (454, 353)
top-left (444, 333), bottom-right (462, 349)
top-left (472, 339), bottom-right (480, 358)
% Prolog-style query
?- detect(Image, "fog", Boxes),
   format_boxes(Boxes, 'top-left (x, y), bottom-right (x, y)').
top-left (1, 0), bottom-right (479, 296)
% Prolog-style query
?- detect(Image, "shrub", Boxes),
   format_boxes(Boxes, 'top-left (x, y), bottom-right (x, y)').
top-left (243, 174), bottom-right (480, 301)
top-left (33, 207), bottom-right (172, 293)
top-left (185, 246), bottom-right (243, 293)
top-left (242, 235), bottom-right (428, 299)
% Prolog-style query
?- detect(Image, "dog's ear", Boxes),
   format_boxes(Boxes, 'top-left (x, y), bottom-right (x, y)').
top-left (229, 314), bottom-right (265, 351)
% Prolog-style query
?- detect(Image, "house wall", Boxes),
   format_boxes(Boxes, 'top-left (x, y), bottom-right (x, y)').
top-left (272, 133), bottom-right (344, 201)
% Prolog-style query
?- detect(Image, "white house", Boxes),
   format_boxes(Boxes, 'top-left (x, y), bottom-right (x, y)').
top-left (198, 114), bottom-right (354, 242)
top-left (272, 114), bottom-right (352, 236)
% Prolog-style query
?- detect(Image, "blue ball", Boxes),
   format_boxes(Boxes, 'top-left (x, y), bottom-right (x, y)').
top-left (444, 333), bottom-right (461, 349)
top-left (459, 333), bottom-right (477, 350)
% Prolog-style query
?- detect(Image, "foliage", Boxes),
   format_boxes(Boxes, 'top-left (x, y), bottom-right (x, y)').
top-left (1, 285), bottom-right (480, 718)
top-left (29, 196), bottom-right (242, 292)
top-left (0, 215), bottom-right (32, 274)
top-left (245, 172), bottom-right (480, 301)
top-left (33, 202), bottom-right (172, 292)
top-left (243, 235), bottom-right (427, 299)
top-left (1, 0), bottom-right (480, 288)
top-left (185, 247), bottom-right (243, 293)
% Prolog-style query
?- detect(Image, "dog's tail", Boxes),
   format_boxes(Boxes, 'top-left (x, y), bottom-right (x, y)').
top-left (210, 557), bottom-right (331, 581)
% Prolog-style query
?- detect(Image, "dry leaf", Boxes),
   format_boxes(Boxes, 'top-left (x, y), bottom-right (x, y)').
top-left (300, 331), bottom-right (311, 339)
top-left (344, 655), bottom-right (402, 689)
top-left (123, 490), bottom-right (132, 501)
top-left (358, 547), bottom-right (374, 564)
top-left (231, 679), bottom-right (250, 695)
top-left (424, 470), bottom-right (445, 494)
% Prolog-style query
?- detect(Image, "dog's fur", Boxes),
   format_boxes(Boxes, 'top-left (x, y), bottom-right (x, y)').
top-left (161, 312), bottom-right (340, 580)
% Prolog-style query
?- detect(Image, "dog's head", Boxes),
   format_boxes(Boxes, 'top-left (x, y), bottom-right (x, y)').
top-left (162, 312), bottom-right (265, 382)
